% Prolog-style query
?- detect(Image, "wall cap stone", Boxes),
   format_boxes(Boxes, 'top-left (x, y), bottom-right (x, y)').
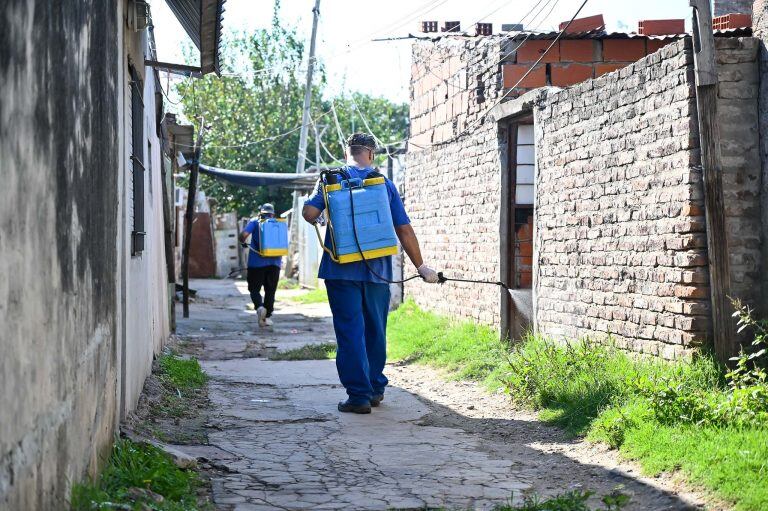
top-left (490, 87), bottom-right (560, 121)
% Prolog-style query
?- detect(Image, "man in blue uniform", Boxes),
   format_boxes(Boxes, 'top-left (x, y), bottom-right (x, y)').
top-left (302, 133), bottom-right (439, 414)
top-left (239, 203), bottom-right (282, 327)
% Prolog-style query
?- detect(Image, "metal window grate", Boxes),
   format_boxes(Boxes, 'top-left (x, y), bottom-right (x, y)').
top-left (130, 64), bottom-right (145, 255)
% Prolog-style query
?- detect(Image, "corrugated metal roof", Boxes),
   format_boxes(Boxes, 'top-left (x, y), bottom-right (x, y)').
top-left (412, 26), bottom-right (751, 42)
top-left (164, 0), bottom-right (226, 75)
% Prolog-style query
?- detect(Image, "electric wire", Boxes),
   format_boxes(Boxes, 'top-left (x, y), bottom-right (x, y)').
top-left (214, 0), bottom-right (455, 82)
top-left (419, 0), bottom-right (557, 91)
top-left (330, 100), bottom-right (348, 148)
top-left (172, 107), bottom-right (335, 151)
top-left (428, 0), bottom-right (590, 148)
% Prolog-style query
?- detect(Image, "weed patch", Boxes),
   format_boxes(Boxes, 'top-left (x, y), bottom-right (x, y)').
top-left (158, 354), bottom-right (208, 391)
top-left (128, 352), bottom-right (210, 445)
top-left (269, 343), bottom-right (336, 360)
top-left (493, 489), bottom-right (629, 510)
top-left (70, 439), bottom-right (210, 510)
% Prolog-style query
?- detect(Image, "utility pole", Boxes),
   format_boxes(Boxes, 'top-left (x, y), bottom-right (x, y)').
top-left (286, 0), bottom-right (321, 278)
top-left (182, 117), bottom-right (205, 318)
top-left (690, 0), bottom-right (734, 363)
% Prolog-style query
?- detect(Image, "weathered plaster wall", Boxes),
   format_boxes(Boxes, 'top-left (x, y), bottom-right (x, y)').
top-left (405, 37), bottom-right (506, 325)
top-left (0, 1), bottom-right (120, 509)
top-left (535, 38), bottom-right (760, 359)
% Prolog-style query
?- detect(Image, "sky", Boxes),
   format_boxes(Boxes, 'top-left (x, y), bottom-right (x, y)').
top-left (151, 0), bottom-right (692, 104)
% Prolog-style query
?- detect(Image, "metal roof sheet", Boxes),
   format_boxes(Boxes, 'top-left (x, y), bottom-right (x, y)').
top-left (411, 26), bottom-right (751, 42)
top-left (164, 0), bottom-right (226, 75)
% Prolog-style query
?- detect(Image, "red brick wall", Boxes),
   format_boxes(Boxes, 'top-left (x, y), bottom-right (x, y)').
top-left (502, 36), bottom-right (679, 95)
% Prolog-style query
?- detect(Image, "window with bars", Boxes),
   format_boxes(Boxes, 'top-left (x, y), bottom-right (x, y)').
top-left (130, 64), bottom-right (145, 255)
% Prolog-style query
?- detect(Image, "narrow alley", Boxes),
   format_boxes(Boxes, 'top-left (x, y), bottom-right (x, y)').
top-left (174, 280), bottom-right (706, 510)
top-left (6, 1), bottom-right (768, 509)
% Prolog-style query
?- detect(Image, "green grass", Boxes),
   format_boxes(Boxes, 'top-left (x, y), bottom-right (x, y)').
top-left (268, 342), bottom-right (337, 360)
top-left (70, 439), bottom-right (207, 510)
top-left (504, 337), bottom-right (722, 436)
top-left (386, 300), bottom-right (768, 511)
top-left (150, 354), bottom-right (209, 421)
top-left (286, 286), bottom-right (328, 304)
top-left (387, 300), bottom-right (510, 389)
top-left (158, 354), bottom-right (208, 391)
top-left (615, 423), bottom-right (767, 510)
top-left (495, 489), bottom-right (629, 511)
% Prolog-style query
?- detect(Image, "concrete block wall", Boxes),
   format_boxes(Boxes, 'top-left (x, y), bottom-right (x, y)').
top-left (406, 37), bottom-right (506, 324)
top-left (715, 0), bottom-right (753, 16)
top-left (753, 0), bottom-right (768, 318)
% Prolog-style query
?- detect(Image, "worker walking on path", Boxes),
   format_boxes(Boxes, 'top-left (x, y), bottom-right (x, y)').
top-left (239, 203), bottom-right (282, 327)
top-left (302, 133), bottom-right (439, 414)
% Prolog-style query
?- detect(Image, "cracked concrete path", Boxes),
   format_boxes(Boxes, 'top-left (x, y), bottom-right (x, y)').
top-left (176, 279), bottom-right (706, 511)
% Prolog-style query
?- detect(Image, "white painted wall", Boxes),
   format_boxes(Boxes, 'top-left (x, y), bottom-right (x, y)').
top-left (118, 19), bottom-right (171, 416)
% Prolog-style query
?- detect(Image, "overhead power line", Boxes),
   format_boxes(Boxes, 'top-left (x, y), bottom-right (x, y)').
top-left (419, 0), bottom-right (560, 92)
top-left (172, 107), bottom-right (335, 151)
top-left (428, 0), bottom-right (590, 148)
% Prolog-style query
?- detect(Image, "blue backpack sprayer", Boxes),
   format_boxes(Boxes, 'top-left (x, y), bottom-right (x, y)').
top-left (314, 168), bottom-right (513, 294)
top-left (229, 211), bottom-right (289, 278)
top-left (255, 217), bottom-right (289, 257)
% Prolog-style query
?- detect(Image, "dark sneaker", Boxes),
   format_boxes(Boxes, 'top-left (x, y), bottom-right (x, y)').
top-left (370, 394), bottom-right (384, 407)
top-left (338, 400), bottom-right (371, 414)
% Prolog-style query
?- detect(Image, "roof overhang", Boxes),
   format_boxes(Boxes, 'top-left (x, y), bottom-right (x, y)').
top-left (162, 113), bottom-right (196, 162)
top-left (164, 0), bottom-right (226, 75)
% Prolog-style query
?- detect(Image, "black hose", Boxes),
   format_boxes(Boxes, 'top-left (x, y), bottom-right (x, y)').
top-left (227, 267), bottom-right (247, 278)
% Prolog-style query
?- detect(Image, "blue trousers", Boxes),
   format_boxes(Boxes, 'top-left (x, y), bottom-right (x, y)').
top-left (324, 279), bottom-right (390, 405)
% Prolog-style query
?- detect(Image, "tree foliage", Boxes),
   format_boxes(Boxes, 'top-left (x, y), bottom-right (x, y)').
top-left (176, 2), bottom-right (408, 218)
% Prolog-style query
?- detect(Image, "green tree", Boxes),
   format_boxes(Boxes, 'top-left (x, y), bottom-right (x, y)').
top-left (176, 2), bottom-right (409, 218)
top-left (320, 93), bottom-right (409, 166)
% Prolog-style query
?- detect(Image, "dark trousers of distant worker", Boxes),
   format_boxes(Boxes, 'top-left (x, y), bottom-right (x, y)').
top-left (325, 279), bottom-right (390, 405)
top-left (247, 265), bottom-right (280, 317)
